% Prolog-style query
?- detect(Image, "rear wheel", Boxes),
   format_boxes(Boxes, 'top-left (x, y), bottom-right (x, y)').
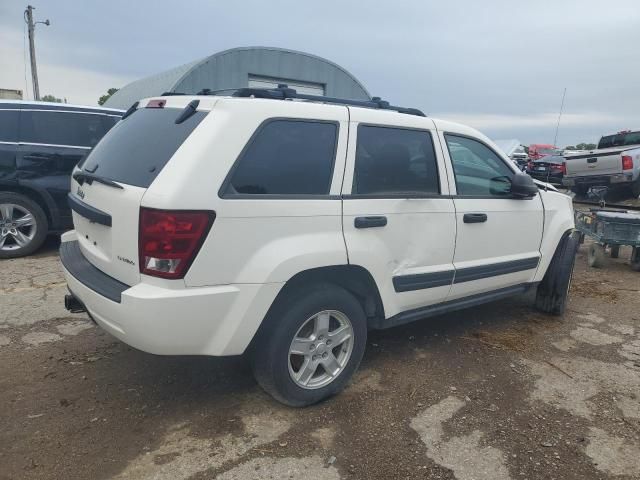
top-left (588, 243), bottom-right (606, 268)
top-left (250, 283), bottom-right (367, 407)
top-left (535, 233), bottom-right (578, 316)
top-left (0, 192), bottom-right (48, 259)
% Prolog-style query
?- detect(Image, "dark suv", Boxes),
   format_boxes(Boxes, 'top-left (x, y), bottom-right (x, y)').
top-left (0, 101), bottom-right (122, 258)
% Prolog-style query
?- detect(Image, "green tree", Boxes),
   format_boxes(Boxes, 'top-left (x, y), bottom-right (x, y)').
top-left (98, 88), bottom-right (119, 106)
top-left (575, 143), bottom-right (597, 150)
top-left (565, 146), bottom-right (576, 150)
top-left (41, 94), bottom-right (64, 103)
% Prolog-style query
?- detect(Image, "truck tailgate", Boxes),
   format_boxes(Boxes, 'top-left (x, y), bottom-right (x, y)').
top-left (564, 149), bottom-right (624, 177)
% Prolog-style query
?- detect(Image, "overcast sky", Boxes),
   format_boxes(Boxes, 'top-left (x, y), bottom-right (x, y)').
top-left (1, 0), bottom-right (638, 146)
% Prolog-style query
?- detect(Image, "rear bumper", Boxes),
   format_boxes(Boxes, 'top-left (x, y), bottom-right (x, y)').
top-left (60, 233), bottom-right (282, 356)
top-left (563, 173), bottom-right (633, 187)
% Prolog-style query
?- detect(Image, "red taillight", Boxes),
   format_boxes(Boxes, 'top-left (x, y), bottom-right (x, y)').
top-left (559, 162), bottom-right (566, 174)
top-left (527, 161), bottom-right (534, 170)
top-left (622, 155), bottom-right (633, 170)
top-left (139, 208), bottom-right (214, 279)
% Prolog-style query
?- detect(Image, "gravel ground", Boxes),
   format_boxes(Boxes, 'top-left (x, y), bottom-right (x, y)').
top-left (1, 236), bottom-right (639, 480)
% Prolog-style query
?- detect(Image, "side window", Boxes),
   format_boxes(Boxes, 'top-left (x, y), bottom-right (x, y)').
top-left (20, 111), bottom-right (110, 147)
top-left (225, 120), bottom-right (338, 196)
top-left (0, 110), bottom-right (19, 142)
top-left (352, 125), bottom-right (439, 195)
top-left (445, 134), bottom-right (514, 196)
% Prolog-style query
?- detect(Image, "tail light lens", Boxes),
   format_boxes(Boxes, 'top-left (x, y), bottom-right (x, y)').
top-left (139, 208), bottom-right (214, 279)
top-left (622, 155), bottom-right (633, 170)
top-left (559, 162), bottom-right (566, 174)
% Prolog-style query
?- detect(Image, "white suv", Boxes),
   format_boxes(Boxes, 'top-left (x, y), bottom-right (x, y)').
top-left (61, 87), bottom-right (577, 406)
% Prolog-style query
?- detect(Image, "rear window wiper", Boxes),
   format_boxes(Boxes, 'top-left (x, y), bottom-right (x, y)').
top-left (73, 171), bottom-right (124, 189)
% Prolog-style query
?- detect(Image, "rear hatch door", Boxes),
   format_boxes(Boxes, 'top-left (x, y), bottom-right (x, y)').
top-left (68, 103), bottom-right (208, 286)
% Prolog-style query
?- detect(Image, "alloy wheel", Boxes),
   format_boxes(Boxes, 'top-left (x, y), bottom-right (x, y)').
top-left (0, 203), bottom-right (37, 251)
top-left (288, 310), bottom-right (354, 389)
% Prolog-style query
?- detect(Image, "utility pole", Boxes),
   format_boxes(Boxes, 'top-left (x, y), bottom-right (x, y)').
top-left (24, 5), bottom-right (50, 101)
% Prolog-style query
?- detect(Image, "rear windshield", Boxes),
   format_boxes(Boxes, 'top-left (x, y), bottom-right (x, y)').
top-left (598, 131), bottom-right (640, 149)
top-left (81, 107), bottom-right (207, 188)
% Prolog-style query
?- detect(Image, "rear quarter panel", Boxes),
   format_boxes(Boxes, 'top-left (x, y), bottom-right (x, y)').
top-left (143, 98), bottom-right (350, 287)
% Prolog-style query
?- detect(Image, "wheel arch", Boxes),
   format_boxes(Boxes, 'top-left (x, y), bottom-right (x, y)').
top-left (258, 264), bottom-right (385, 337)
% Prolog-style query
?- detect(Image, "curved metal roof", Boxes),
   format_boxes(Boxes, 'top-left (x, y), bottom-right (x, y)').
top-left (105, 46), bottom-right (370, 109)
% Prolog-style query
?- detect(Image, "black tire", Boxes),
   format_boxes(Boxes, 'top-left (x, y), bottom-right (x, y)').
top-left (250, 283), bottom-right (367, 407)
top-left (0, 192), bottom-right (48, 259)
top-left (631, 178), bottom-right (640, 199)
top-left (588, 243), bottom-right (606, 268)
top-left (610, 245), bottom-right (620, 259)
top-left (631, 247), bottom-right (640, 272)
top-left (571, 185), bottom-right (588, 196)
top-left (535, 232), bottom-right (578, 316)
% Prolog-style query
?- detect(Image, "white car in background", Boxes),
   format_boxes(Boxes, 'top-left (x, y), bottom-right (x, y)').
top-left (61, 87), bottom-right (577, 406)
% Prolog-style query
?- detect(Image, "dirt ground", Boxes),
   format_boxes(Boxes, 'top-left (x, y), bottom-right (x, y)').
top-left (1, 236), bottom-right (639, 480)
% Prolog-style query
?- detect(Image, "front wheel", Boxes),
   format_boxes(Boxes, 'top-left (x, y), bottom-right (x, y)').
top-left (250, 283), bottom-right (367, 407)
top-left (535, 233), bottom-right (578, 316)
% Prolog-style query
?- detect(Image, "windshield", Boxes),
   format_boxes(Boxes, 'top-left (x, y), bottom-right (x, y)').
top-left (598, 131), bottom-right (640, 149)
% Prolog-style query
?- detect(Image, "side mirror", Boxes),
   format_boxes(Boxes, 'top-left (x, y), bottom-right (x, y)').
top-left (510, 173), bottom-right (538, 198)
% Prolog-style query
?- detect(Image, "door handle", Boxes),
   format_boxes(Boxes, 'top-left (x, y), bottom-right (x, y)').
top-left (463, 213), bottom-right (488, 223)
top-left (355, 216), bottom-right (387, 229)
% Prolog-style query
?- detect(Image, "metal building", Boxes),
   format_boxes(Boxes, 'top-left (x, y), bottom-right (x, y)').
top-left (105, 46), bottom-right (370, 109)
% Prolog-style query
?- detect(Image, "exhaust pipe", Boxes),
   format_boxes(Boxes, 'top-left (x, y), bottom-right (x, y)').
top-left (64, 294), bottom-right (86, 314)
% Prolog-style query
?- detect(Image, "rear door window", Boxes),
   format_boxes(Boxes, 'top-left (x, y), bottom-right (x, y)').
top-left (20, 111), bottom-right (115, 147)
top-left (223, 119), bottom-right (338, 196)
top-left (352, 125), bottom-right (439, 195)
top-left (81, 108), bottom-right (207, 188)
top-left (0, 110), bottom-right (19, 142)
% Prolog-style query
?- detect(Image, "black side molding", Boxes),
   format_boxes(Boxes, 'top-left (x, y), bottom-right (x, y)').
top-left (59, 241), bottom-right (129, 303)
top-left (393, 271), bottom-right (454, 292)
top-left (392, 256), bottom-right (540, 293)
top-left (67, 193), bottom-right (112, 227)
top-left (454, 257), bottom-right (540, 284)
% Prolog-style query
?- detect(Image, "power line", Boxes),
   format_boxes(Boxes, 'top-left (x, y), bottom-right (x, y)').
top-left (553, 87), bottom-right (567, 147)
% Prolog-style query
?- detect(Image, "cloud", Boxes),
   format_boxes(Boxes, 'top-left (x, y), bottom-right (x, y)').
top-left (1, 0), bottom-right (639, 144)
top-left (436, 112), bottom-right (623, 131)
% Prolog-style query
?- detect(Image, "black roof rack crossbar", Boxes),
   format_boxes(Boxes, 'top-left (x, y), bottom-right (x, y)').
top-left (231, 85), bottom-right (426, 117)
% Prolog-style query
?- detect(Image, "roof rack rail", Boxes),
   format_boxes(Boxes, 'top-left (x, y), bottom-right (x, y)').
top-left (157, 85), bottom-right (426, 117)
top-left (231, 84), bottom-right (426, 117)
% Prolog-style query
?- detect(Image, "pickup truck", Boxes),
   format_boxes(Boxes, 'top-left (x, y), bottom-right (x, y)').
top-left (563, 130), bottom-right (640, 197)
